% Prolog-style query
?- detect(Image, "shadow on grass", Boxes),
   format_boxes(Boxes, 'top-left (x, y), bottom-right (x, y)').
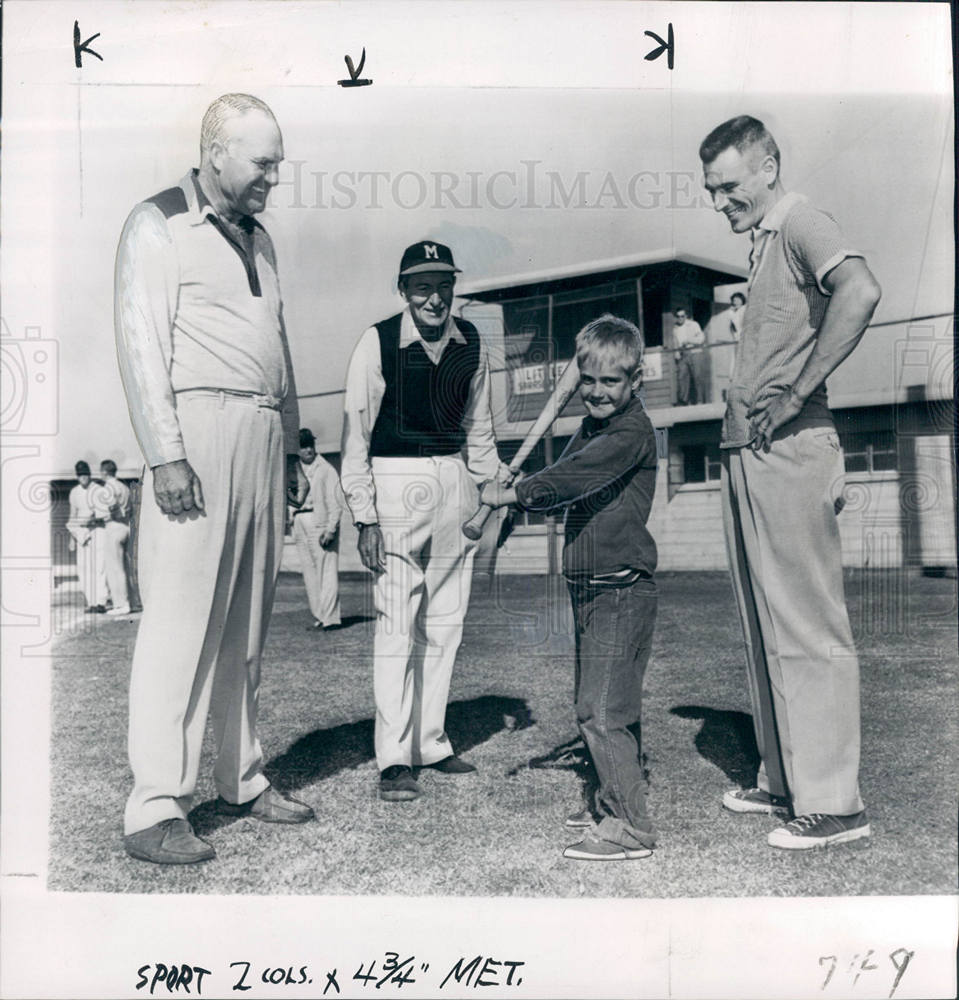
top-left (670, 705), bottom-right (760, 786)
top-left (322, 614), bottom-right (375, 630)
top-left (505, 726), bottom-right (649, 810)
top-left (190, 693), bottom-right (535, 835)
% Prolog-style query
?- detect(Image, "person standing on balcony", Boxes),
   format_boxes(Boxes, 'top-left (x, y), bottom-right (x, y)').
top-left (671, 307), bottom-right (706, 405)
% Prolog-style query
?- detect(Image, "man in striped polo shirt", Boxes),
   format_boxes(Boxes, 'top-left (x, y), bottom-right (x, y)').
top-left (341, 241), bottom-right (510, 802)
top-left (699, 116), bottom-right (882, 850)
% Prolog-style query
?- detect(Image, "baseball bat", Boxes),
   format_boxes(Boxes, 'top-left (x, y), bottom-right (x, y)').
top-left (462, 357), bottom-right (581, 540)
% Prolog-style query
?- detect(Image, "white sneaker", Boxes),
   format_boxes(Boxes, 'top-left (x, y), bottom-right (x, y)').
top-left (768, 811), bottom-right (870, 850)
top-left (106, 604), bottom-right (131, 616)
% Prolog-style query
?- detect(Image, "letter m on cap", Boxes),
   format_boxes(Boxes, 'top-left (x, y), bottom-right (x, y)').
top-left (423, 244), bottom-right (439, 259)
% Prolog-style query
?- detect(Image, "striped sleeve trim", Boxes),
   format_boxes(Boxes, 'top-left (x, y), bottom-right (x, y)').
top-left (814, 250), bottom-right (865, 296)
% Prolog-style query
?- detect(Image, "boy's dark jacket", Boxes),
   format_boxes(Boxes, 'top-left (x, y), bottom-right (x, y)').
top-left (514, 394), bottom-right (658, 578)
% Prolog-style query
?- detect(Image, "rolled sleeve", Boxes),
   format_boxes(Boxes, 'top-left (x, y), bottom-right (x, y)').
top-left (462, 340), bottom-right (509, 484)
top-left (339, 327), bottom-right (383, 524)
top-left (114, 203), bottom-right (184, 467)
top-left (785, 205), bottom-right (864, 296)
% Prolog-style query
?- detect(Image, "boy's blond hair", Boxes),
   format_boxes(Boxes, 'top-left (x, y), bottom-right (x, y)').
top-left (575, 314), bottom-right (645, 378)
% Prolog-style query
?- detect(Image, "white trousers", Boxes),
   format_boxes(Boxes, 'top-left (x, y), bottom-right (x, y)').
top-left (371, 455), bottom-right (478, 770)
top-left (722, 426), bottom-right (864, 816)
top-left (124, 393), bottom-right (285, 835)
top-left (76, 527), bottom-right (107, 606)
top-left (293, 515), bottom-right (341, 626)
top-left (101, 521), bottom-right (130, 607)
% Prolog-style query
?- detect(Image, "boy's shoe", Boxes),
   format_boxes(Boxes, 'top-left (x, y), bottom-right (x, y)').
top-left (564, 808), bottom-right (593, 830)
top-left (722, 787), bottom-right (790, 814)
top-left (379, 765), bottom-right (421, 801)
top-left (563, 828), bottom-right (653, 861)
top-left (768, 811), bottom-right (870, 850)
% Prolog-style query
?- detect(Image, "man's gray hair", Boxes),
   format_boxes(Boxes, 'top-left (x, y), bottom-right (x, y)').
top-left (200, 93), bottom-right (275, 156)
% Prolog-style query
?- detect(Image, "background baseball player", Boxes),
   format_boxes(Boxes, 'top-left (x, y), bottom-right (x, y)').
top-left (291, 427), bottom-right (345, 631)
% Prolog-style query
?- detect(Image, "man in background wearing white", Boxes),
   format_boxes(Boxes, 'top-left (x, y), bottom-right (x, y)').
top-left (95, 459), bottom-right (132, 617)
top-left (66, 460), bottom-right (108, 614)
top-left (291, 427), bottom-right (344, 631)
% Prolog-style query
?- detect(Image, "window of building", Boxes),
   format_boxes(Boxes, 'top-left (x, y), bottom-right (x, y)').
top-left (841, 431), bottom-right (898, 474)
top-left (681, 443), bottom-right (722, 484)
top-left (550, 281), bottom-right (640, 361)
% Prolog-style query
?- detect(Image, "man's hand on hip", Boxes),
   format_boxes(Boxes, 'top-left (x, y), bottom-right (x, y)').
top-left (747, 388), bottom-right (804, 451)
top-left (357, 523), bottom-right (386, 574)
top-left (152, 459), bottom-right (205, 515)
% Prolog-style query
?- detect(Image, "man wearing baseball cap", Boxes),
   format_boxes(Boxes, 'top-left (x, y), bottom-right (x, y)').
top-left (66, 460), bottom-right (108, 614)
top-left (341, 240), bottom-right (510, 801)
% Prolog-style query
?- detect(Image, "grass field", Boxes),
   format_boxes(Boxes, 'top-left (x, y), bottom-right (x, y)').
top-left (48, 568), bottom-right (957, 897)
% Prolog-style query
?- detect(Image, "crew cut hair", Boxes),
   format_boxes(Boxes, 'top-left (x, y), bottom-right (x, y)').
top-left (575, 314), bottom-right (644, 377)
top-left (200, 93), bottom-right (275, 156)
top-left (699, 115), bottom-right (780, 168)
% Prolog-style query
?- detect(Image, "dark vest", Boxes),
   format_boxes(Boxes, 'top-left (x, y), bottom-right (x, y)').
top-left (369, 314), bottom-right (482, 458)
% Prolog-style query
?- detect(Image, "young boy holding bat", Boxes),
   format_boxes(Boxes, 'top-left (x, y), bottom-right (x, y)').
top-left (481, 314), bottom-right (658, 861)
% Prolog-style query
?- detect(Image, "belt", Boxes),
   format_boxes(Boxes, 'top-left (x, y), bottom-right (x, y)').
top-left (566, 568), bottom-right (653, 590)
top-left (176, 387), bottom-right (283, 411)
top-left (292, 509), bottom-right (314, 517)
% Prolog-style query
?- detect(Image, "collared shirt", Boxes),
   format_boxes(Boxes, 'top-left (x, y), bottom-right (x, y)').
top-left (297, 454), bottom-right (345, 535)
top-left (672, 317), bottom-right (705, 351)
top-left (114, 170), bottom-right (298, 467)
top-left (340, 307), bottom-right (505, 524)
top-left (513, 394), bottom-right (658, 578)
top-left (92, 476), bottom-right (131, 524)
top-left (67, 482), bottom-right (99, 544)
top-left (722, 191), bottom-right (864, 448)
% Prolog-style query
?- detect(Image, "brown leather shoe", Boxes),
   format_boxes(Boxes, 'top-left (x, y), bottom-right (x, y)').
top-left (424, 755), bottom-right (477, 775)
top-left (379, 765), bottom-right (421, 801)
top-left (124, 818), bottom-right (216, 864)
top-left (216, 786), bottom-right (315, 824)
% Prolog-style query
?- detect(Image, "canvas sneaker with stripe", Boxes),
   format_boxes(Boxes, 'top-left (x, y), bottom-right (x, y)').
top-left (767, 811), bottom-right (870, 850)
top-left (722, 786), bottom-right (790, 815)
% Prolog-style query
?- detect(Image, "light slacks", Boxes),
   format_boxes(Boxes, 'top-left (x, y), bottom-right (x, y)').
top-left (721, 427), bottom-right (865, 817)
top-left (77, 528), bottom-right (108, 607)
top-left (371, 455), bottom-right (478, 770)
top-left (293, 515), bottom-right (341, 626)
top-left (124, 393), bottom-right (285, 835)
top-left (101, 521), bottom-right (130, 607)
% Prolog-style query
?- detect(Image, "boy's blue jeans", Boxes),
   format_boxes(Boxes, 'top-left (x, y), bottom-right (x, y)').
top-left (569, 575), bottom-right (657, 849)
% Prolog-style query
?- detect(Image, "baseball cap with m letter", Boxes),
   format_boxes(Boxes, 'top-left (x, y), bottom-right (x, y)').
top-left (398, 240), bottom-right (461, 277)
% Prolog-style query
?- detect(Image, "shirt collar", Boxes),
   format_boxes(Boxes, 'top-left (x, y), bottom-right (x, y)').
top-left (756, 191), bottom-right (807, 234)
top-left (399, 307), bottom-right (465, 350)
top-left (182, 169), bottom-right (260, 233)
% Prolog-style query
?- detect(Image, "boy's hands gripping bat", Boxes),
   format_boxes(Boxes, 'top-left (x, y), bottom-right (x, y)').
top-left (462, 358), bottom-right (580, 540)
